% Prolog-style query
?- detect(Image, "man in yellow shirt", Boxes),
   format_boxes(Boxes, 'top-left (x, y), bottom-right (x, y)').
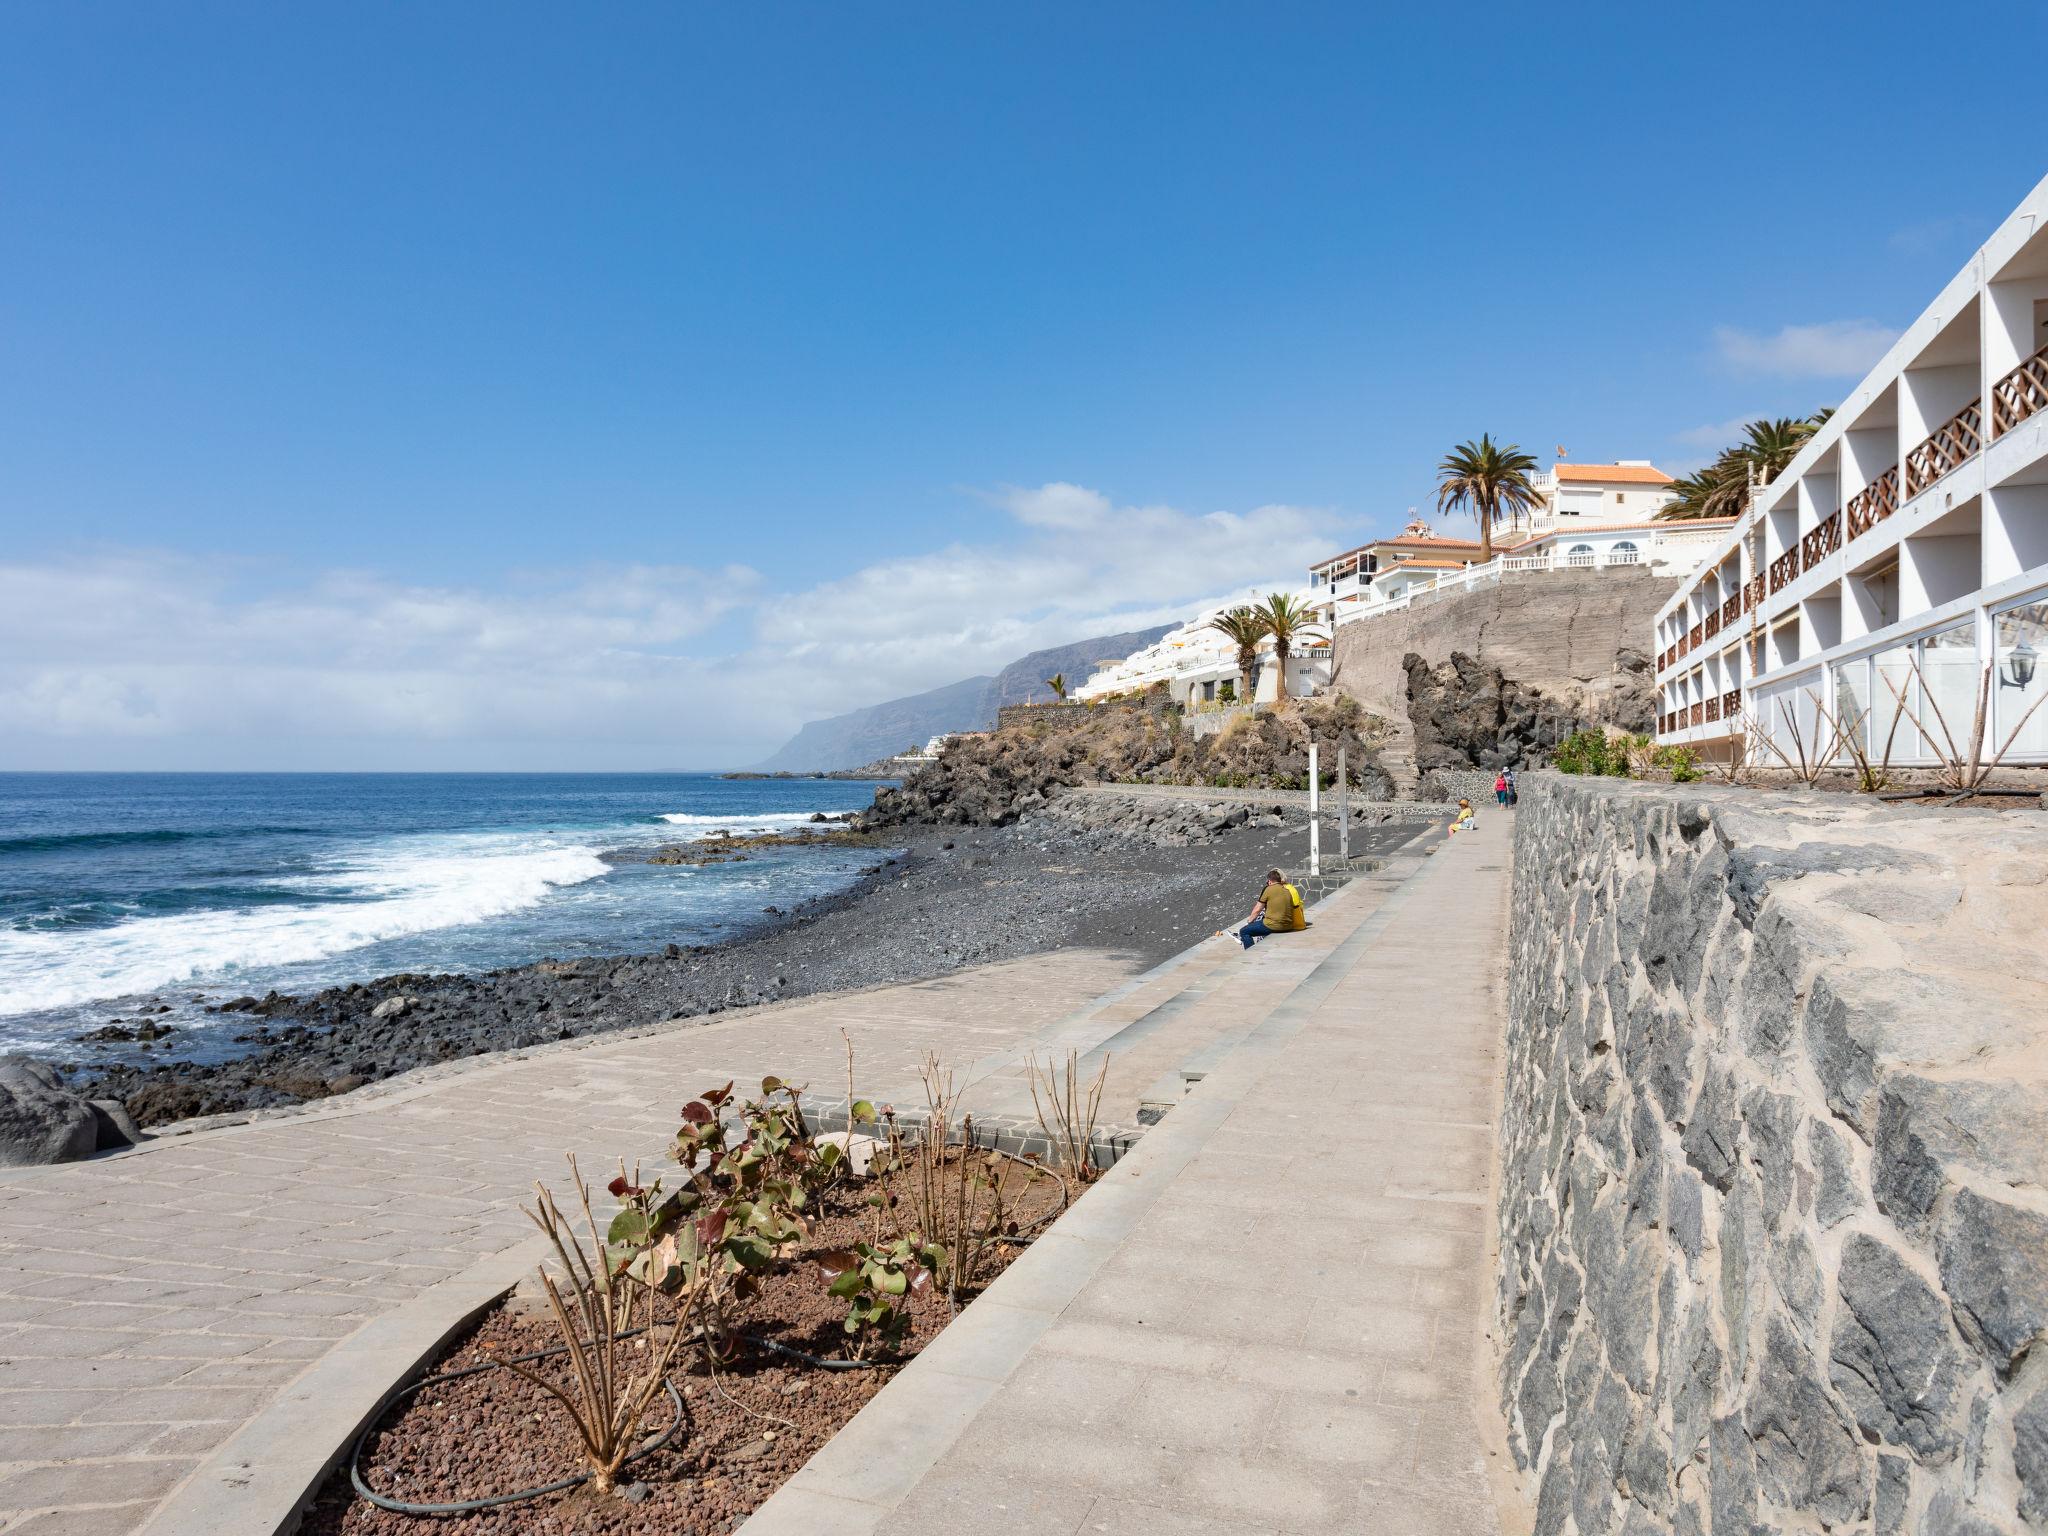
top-left (1237, 869), bottom-right (1298, 949)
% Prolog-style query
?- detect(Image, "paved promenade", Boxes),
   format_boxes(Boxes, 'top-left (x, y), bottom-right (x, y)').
top-left (747, 813), bottom-right (1516, 1534)
top-left (0, 949), bottom-right (1143, 1536)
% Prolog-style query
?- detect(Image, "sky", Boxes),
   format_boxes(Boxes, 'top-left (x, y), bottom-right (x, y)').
top-left (4, 2), bottom-right (2047, 770)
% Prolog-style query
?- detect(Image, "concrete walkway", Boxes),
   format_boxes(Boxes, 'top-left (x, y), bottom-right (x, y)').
top-left (746, 811), bottom-right (1516, 1534)
top-left (0, 949), bottom-right (1144, 1536)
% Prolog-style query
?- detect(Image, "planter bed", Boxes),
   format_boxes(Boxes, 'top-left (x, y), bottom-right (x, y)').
top-left (304, 1151), bottom-right (1068, 1536)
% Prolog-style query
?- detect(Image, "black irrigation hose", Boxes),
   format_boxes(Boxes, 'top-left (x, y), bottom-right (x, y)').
top-left (350, 1337), bottom-right (687, 1516)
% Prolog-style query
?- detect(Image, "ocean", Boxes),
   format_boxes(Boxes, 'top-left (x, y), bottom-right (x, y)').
top-left (0, 773), bottom-right (893, 1059)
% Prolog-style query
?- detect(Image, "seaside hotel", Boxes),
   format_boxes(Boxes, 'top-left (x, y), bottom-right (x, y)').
top-left (1653, 172), bottom-right (2048, 765)
top-left (1075, 463), bottom-right (1727, 708)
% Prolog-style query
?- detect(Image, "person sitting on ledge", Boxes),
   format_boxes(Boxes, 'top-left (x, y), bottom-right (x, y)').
top-left (1236, 868), bottom-right (1299, 949)
top-left (1448, 798), bottom-right (1476, 836)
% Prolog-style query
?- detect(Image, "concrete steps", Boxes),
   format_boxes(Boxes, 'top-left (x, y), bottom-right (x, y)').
top-left (956, 848), bottom-right (1434, 1135)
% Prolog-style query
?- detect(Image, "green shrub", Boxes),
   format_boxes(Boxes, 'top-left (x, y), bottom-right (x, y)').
top-left (1551, 728), bottom-right (1629, 776)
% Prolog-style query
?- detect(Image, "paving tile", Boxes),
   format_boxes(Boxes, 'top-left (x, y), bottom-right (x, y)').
top-left (1075, 1500), bottom-right (1275, 1536)
top-left (0, 1457), bottom-right (194, 1511)
top-left (890, 1469), bottom-right (1093, 1533)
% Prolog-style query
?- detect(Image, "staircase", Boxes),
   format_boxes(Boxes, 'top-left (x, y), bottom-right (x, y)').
top-left (955, 840), bottom-right (1437, 1140)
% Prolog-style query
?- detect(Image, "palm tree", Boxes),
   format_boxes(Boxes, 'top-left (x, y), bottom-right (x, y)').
top-left (1655, 411), bottom-right (1832, 521)
top-left (1206, 607), bottom-right (1270, 704)
top-left (1043, 673), bottom-right (1068, 701)
top-left (1254, 592), bottom-right (1322, 702)
top-left (1435, 436), bottom-right (1545, 561)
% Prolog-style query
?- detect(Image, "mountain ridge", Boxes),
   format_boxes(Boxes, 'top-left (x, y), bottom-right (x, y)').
top-left (745, 623), bottom-right (1174, 771)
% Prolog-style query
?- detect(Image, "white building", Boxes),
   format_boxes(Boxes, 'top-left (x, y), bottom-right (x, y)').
top-left (1518, 461), bottom-right (1679, 534)
top-left (1313, 495), bottom-right (1731, 633)
top-left (1071, 600), bottom-right (1331, 707)
top-left (1653, 171), bottom-right (2048, 767)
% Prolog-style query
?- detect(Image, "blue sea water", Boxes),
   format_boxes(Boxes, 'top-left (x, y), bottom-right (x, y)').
top-left (0, 773), bottom-right (893, 1055)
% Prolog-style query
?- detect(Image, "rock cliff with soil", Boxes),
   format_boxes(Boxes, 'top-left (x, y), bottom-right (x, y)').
top-left (1404, 646), bottom-right (1655, 773)
top-left (857, 693), bottom-right (1394, 829)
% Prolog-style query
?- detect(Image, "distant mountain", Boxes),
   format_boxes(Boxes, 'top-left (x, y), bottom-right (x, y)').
top-left (745, 622), bottom-right (1175, 772)
top-left (746, 674), bottom-right (995, 775)
top-left (986, 626), bottom-right (1176, 711)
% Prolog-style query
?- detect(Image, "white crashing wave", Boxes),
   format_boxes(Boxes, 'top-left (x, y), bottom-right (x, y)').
top-left (656, 810), bottom-right (840, 837)
top-left (0, 836), bottom-right (609, 1017)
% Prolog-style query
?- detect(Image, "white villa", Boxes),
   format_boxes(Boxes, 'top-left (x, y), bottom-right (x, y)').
top-left (1653, 171), bottom-right (2048, 767)
top-left (1309, 466), bottom-right (1730, 632)
top-left (1070, 602), bottom-right (1332, 707)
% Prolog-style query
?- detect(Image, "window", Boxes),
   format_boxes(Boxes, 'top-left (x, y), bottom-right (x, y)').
top-left (1615, 492), bottom-right (1626, 504)
top-left (1611, 541), bottom-right (1639, 564)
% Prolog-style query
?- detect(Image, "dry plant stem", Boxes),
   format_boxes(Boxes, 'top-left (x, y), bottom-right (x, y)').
top-left (1027, 1049), bottom-right (1109, 1182)
top-left (1881, 658), bottom-right (2048, 793)
top-left (497, 1157), bottom-right (698, 1495)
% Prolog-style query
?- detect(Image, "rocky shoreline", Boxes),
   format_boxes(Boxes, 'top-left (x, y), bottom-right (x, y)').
top-left (56, 800), bottom-right (1432, 1133)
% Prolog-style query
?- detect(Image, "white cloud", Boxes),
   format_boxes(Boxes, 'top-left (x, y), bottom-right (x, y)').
top-left (0, 485), bottom-right (1348, 769)
top-left (1673, 416), bottom-right (1757, 449)
top-left (1713, 320), bottom-right (1898, 379)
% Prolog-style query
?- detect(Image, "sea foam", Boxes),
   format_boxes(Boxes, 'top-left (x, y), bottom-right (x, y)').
top-left (0, 836), bottom-right (608, 1017)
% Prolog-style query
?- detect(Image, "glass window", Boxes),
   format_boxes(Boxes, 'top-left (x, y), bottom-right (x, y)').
top-left (1872, 645), bottom-right (1917, 763)
top-left (1833, 658), bottom-right (1871, 758)
top-left (1613, 541), bottom-right (1639, 555)
top-left (1995, 599), bottom-right (2048, 761)
top-left (1918, 621), bottom-right (1980, 756)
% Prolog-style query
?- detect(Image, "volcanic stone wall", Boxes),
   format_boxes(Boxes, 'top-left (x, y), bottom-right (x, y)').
top-left (1499, 775), bottom-right (2048, 1535)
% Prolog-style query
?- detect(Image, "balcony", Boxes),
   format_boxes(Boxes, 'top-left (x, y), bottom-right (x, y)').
top-left (1845, 466), bottom-right (1900, 541)
top-left (1800, 510), bottom-right (1842, 567)
top-left (1768, 547), bottom-right (1801, 594)
top-left (1722, 689), bottom-right (1741, 721)
top-left (1743, 574), bottom-right (1765, 611)
top-left (1705, 696), bottom-right (1721, 723)
top-left (1992, 341), bottom-right (2048, 438)
top-left (1704, 611), bottom-right (1721, 641)
top-left (1904, 399), bottom-right (1983, 499)
top-left (1688, 622), bottom-right (1703, 650)
top-left (1690, 702), bottom-right (1704, 728)
top-left (1720, 592), bottom-right (1741, 628)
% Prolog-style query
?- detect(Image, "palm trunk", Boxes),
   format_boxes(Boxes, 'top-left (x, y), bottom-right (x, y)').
top-left (1274, 638), bottom-right (1291, 700)
top-left (1477, 492), bottom-right (1495, 562)
top-left (1238, 647), bottom-right (1255, 704)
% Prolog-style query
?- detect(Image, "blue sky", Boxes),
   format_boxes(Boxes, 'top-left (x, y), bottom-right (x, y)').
top-left (4, 2), bottom-right (2046, 768)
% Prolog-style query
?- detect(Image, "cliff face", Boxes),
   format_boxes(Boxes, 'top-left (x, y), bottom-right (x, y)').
top-left (1328, 568), bottom-right (1676, 786)
top-left (747, 623), bottom-right (1175, 772)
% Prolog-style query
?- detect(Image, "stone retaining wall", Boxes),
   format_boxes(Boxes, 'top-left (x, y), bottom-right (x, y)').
top-left (1498, 774), bottom-right (2048, 1534)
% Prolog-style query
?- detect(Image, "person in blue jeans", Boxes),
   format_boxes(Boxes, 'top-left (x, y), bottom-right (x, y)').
top-left (1237, 869), bottom-right (1297, 949)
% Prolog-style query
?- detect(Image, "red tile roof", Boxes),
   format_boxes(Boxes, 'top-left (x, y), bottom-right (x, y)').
top-left (1555, 463), bottom-right (1673, 485)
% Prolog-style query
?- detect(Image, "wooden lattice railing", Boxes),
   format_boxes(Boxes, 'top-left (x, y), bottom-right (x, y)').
top-left (1705, 696), bottom-right (1721, 723)
top-left (1905, 399), bottom-right (1983, 498)
top-left (1743, 574), bottom-right (1765, 611)
top-left (1801, 510), bottom-right (1843, 567)
top-left (1688, 622), bottom-right (1703, 650)
top-left (1768, 547), bottom-right (1801, 594)
top-left (1720, 592), bottom-right (1741, 628)
top-left (1845, 466), bottom-right (1900, 540)
top-left (1704, 611), bottom-right (1721, 641)
top-left (1992, 342), bottom-right (2048, 437)
top-left (1722, 689), bottom-right (1741, 720)
top-left (1690, 702), bottom-right (1704, 727)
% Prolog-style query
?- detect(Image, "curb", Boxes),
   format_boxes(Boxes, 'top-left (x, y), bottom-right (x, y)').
top-left (140, 1235), bottom-right (549, 1536)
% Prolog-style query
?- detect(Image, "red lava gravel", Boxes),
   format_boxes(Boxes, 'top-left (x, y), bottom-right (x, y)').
top-left (304, 1157), bottom-right (1070, 1535)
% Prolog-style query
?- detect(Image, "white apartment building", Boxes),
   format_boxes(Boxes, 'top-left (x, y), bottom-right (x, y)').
top-left (1653, 172), bottom-right (2048, 767)
top-left (1070, 600), bottom-right (1331, 707)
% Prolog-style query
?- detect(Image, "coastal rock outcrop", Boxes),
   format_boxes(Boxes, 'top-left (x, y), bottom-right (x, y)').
top-left (1403, 646), bottom-right (1655, 773)
top-left (1499, 774), bottom-right (2048, 1534)
top-left (0, 1056), bottom-right (143, 1165)
top-left (859, 692), bottom-right (1393, 829)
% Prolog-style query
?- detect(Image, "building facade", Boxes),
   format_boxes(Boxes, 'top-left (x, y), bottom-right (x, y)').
top-left (1653, 172), bottom-right (2048, 768)
top-left (1069, 603), bottom-right (1332, 706)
